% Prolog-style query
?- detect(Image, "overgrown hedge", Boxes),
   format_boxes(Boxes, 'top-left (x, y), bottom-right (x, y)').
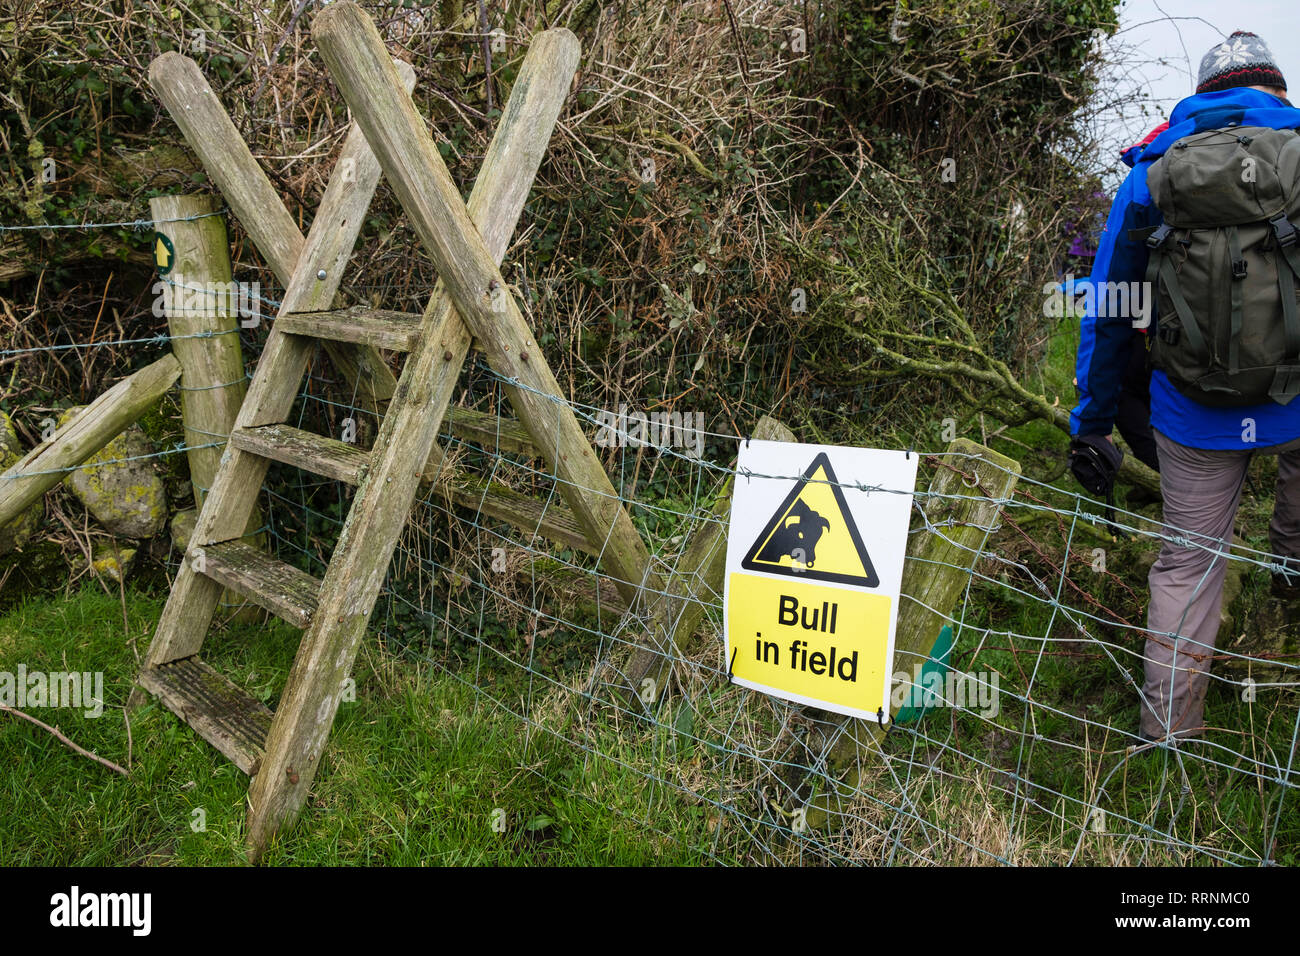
top-left (1, 0), bottom-right (1120, 455)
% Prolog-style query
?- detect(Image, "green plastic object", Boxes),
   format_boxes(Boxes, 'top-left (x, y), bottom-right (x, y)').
top-left (893, 624), bottom-right (955, 724)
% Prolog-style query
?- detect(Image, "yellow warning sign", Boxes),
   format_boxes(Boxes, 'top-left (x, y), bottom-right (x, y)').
top-left (724, 441), bottom-right (917, 720)
top-left (154, 233), bottom-right (175, 275)
top-left (741, 452), bottom-right (878, 587)
top-left (728, 573), bottom-right (893, 715)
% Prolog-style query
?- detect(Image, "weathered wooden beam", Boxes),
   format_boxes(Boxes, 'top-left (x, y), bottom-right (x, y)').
top-left (231, 423), bottom-right (371, 486)
top-left (136, 62), bottom-right (414, 676)
top-left (200, 540), bottom-right (321, 628)
top-left (440, 407), bottom-right (538, 461)
top-left (244, 20), bottom-right (584, 861)
top-left (806, 439), bottom-right (1021, 828)
top-left (147, 53), bottom-right (415, 412)
top-left (420, 408), bottom-right (538, 477)
top-left (514, 556), bottom-right (630, 618)
top-left (314, 2), bottom-right (659, 608)
top-left (151, 195), bottom-right (251, 510)
top-left (276, 307), bottom-right (423, 352)
top-left (444, 477), bottom-right (598, 556)
top-left (151, 191), bottom-right (270, 519)
top-left (0, 354), bottom-right (180, 528)
top-left (618, 415), bottom-right (796, 708)
top-left (153, 193), bottom-right (266, 619)
top-left (136, 658), bottom-right (273, 775)
top-left (148, 54), bottom-right (303, 284)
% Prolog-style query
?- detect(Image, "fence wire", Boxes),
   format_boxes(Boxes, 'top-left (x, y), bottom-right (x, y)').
top-left (253, 350), bottom-right (1300, 867)
top-left (3, 219), bottom-right (1297, 865)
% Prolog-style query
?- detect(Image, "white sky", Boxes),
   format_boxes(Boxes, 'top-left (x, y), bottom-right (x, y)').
top-left (1097, 0), bottom-right (1299, 165)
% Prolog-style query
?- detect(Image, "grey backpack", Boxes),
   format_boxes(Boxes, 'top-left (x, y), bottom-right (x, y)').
top-left (1145, 125), bottom-right (1300, 406)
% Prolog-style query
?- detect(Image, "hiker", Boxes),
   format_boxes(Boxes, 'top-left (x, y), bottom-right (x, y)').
top-left (1069, 31), bottom-right (1300, 742)
top-left (1111, 122), bottom-right (1169, 474)
top-left (1067, 124), bottom-right (1171, 473)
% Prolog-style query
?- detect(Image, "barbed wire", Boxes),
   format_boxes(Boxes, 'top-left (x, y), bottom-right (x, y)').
top-left (0, 209), bottom-right (227, 233)
top-left (0, 439), bottom-right (221, 481)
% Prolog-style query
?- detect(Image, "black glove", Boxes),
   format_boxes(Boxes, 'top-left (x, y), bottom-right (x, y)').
top-left (1069, 434), bottom-right (1123, 499)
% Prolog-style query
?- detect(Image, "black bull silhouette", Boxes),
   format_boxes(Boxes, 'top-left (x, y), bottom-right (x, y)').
top-left (755, 499), bottom-right (831, 567)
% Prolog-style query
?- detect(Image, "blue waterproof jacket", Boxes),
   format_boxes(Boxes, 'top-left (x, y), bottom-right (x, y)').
top-left (1071, 87), bottom-right (1300, 448)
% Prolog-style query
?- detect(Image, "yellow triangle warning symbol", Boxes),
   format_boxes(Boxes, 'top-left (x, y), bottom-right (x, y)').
top-left (741, 452), bottom-right (879, 587)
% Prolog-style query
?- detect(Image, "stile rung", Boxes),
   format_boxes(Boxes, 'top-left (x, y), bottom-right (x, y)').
top-left (276, 306), bottom-right (422, 351)
top-left (442, 407), bottom-right (537, 459)
top-left (137, 657), bottom-right (272, 774)
top-left (231, 423), bottom-right (370, 485)
top-left (198, 539), bottom-right (321, 627)
top-left (444, 478), bottom-right (600, 557)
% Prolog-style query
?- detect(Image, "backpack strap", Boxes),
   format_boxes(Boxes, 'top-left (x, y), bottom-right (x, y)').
top-left (1228, 225), bottom-right (1247, 375)
top-left (1268, 214), bottom-right (1300, 403)
top-left (1270, 212), bottom-right (1300, 281)
top-left (1146, 224), bottom-right (1211, 362)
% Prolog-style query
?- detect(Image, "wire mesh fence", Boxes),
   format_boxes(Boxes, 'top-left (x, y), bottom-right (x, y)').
top-left (2, 220), bottom-right (1298, 866)
top-left (257, 348), bottom-right (1300, 866)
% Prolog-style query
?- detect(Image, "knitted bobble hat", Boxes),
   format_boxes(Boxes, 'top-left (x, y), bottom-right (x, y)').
top-left (1197, 31), bottom-right (1287, 94)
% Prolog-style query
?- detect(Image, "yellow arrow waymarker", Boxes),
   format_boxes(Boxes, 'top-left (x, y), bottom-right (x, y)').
top-left (740, 451), bottom-right (879, 587)
top-left (154, 233), bottom-right (175, 275)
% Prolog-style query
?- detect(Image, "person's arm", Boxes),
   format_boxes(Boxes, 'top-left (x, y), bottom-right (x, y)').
top-left (1071, 166), bottom-right (1157, 437)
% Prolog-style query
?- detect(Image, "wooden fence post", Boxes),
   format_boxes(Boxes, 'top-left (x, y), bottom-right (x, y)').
top-left (618, 414), bottom-right (796, 707)
top-left (0, 355), bottom-right (181, 527)
top-left (152, 194), bottom-right (264, 613)
top-left (806, 438), bottom-right (1021, 827)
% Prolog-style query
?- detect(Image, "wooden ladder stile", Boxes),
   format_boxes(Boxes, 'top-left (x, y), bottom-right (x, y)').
top-left (133, 17), bottom-right (638, 861)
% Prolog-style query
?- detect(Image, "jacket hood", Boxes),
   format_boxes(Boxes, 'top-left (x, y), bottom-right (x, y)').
top-left (1120, 122), bottom-right (1169, 168)
top-left (1140, 87), bottom-right (1300, 162)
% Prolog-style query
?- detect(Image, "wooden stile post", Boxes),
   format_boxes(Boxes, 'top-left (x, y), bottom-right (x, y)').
top-left (806, 438), bottom-right (1021, 827)
top-left (152, 193), bottom-right (264, 615)
top-left (313, 2), bottom-right (660, 608)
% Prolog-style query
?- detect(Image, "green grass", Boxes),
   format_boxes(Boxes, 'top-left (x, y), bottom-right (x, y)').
top-left (2, 570), bottom-right (1295, 866)
top-left (916, 588), bottom-right (1300, 865)
top-left (4, 305), bottom-right (1298, 866)
top-left (0, 586), bottom-right (715, 865)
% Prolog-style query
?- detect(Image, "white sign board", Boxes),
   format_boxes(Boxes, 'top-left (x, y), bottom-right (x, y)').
top-left (723, 440), bottom-right (917, 720)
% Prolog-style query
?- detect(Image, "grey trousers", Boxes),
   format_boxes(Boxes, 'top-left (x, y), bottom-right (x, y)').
top-left (1141, 430), bottom-right (1300, 739)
